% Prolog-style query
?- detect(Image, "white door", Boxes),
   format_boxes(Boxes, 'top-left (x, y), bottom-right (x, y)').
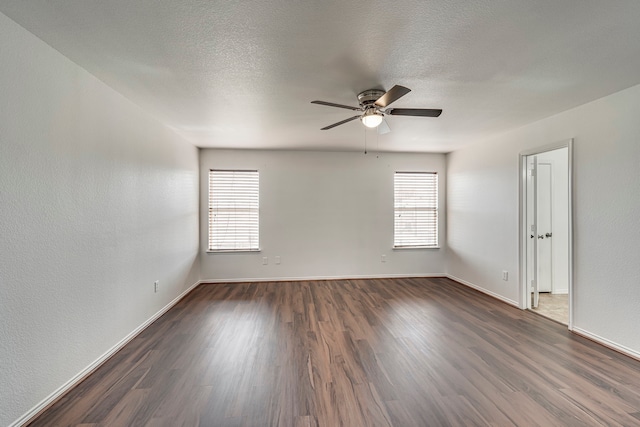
top-left (537, 163), bottom-right (553, 293)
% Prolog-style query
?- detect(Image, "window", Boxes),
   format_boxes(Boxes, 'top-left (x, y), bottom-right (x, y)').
top-left (208, 170), bottom-right (259, 252)
top-left (394, 172), bottom-right (438, 248)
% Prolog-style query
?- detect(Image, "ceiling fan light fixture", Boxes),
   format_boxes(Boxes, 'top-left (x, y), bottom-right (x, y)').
top-left (312, 85), bottom-right (442, 131)
top-left (361, 110), bottom-right (383, 128)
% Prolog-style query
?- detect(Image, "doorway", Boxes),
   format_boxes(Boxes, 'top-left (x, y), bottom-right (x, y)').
top-left (520, 140), bottom-right (573, 328)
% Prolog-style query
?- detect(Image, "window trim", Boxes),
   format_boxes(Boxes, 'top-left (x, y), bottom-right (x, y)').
top-left (207, 169), bottom-right (260, 253)
top-left (393, 171), bottom-right (439, 249)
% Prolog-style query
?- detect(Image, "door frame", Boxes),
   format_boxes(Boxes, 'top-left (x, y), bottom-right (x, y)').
top-left (518, 139), bottom-right (574, 329)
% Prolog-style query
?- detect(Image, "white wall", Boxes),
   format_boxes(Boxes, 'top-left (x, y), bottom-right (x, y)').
top-left (0, 12), bottom-right (200, 427)
top-left (447, 83), bottom-right (640, 356)
top-left (200, 149), bottom-right (446, 281)
top-left (445, 142), bottom-right (520, 304)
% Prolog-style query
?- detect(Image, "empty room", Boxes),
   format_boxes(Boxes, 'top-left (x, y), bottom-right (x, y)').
top-left (2, 1), bottom-right (640, 426)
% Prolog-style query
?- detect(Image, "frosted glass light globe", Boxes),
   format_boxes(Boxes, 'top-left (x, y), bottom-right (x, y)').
top-left (361, 111), bottom-right (383, 128)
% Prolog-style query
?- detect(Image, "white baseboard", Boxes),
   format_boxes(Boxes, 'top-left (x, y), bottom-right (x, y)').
top-left (200, 273), bottom-right (447, 284)
top-left (446, 275), bottom-right (520, 307)
top-left (11, 280), bottom-right (202, 427)
top-left (571, 327), bottom-right (640, 362)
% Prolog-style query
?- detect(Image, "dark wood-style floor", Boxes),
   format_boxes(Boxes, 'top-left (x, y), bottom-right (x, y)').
top-left (28, 278), bottom-right (640, 426)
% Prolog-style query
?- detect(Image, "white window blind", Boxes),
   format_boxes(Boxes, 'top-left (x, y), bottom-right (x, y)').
top-left (208, 170), bottom-right (259, 252)
top-left (394, 172), bottom-right (438, 248)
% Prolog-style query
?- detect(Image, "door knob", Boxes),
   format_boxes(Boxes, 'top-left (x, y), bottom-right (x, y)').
top-left (545, 232), bottom-right (552, 238)
top-left (530, 235), bottom-right (534, 239)
top-left (538, 235), bottom-right (544, 239)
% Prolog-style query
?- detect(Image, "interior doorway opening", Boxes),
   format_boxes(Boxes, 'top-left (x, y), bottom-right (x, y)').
top-left (519, 140), bottom-right (573, 328)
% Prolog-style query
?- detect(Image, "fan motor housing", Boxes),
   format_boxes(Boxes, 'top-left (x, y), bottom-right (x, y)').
top-left (357, 89), bottom-right (385, 107)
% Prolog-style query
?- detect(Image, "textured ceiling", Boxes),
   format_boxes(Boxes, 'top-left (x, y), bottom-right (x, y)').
top-left (2, 1), bottom-right (640, 152)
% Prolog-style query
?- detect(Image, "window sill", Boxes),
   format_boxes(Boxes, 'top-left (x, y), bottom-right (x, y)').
top-left (393, 246), bottom-right (440, 250)
top-left (207, 249), bottom-right (261, 254)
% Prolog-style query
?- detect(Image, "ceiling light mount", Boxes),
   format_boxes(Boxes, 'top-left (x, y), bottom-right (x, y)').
top-left (357, 89), bottom-right (386, 107)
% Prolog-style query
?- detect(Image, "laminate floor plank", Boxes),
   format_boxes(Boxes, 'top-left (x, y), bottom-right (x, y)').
top-left (26, 278), bottom-right (640, 426)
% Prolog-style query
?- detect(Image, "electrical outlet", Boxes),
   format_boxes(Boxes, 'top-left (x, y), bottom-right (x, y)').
top-left (502, 271), bottom-right (508, 281)
top-left (381, 254), bottom-right (386, 263)
top-left (154, 280), bottom-right (159, 293)
top-left (262, 257), bottom-right (268, 265)
top-left (275, 256), bottom-right (281, 265)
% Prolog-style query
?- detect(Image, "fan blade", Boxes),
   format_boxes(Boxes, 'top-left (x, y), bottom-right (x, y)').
top-left (321, 115), bottom-right (361, 130)
top-left (387, 108), bottom-right (442, 117)
top-left (377, 118), bottom-right (391, 135)
top-left (311, 100), bottom-right (360, 111)
top-left (374, 85), bottom-right (411, 108)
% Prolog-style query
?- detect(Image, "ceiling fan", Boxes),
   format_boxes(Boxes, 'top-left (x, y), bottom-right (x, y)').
top-left (311, 85), bottom-right (442, 134)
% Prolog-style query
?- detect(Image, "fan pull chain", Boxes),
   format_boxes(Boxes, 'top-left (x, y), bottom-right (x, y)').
top-left (364, 126), bottom-right (367, 154)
